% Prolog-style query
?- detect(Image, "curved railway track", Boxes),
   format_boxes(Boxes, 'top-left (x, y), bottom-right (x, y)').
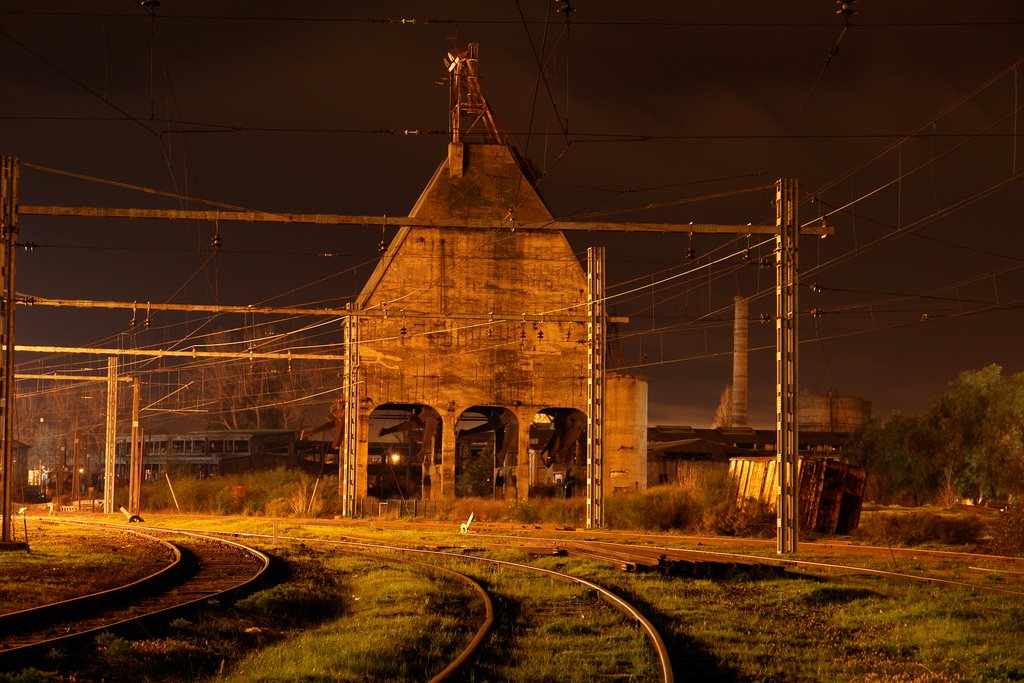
top-left (171, 525), bottom-right (675, 683)
top-left (12, 517), bottom-right (1018, 680)
top-left (0, 524), bottom-right (271, 671)
top-left (313, 543), bottom-right (496, 683)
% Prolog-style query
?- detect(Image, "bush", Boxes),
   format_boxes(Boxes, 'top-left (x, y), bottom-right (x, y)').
top-left (236, 583), bottom-right (339, 626)
top-left (701, 497), bottom-right (775, 538)
top-left (991, 501), bottom-right (1024, 556)
top-left (606, 486), bottom-right (702, 531)
top-left (141, 470), bottom-right (340, 517)
top-left (852, 510), bottom-right (984, 547)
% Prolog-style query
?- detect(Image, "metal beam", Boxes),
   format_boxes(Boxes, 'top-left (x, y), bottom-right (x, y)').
top-left (15, 373), bottom-right (134, 382)
top-left (17, 296), bottom-right (623, 324)
top-left (11, 344), bottom-right (345, 362)
top-left (19, 204), bottom-right (834, 236)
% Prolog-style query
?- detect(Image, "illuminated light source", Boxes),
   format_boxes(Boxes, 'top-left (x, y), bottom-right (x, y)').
top-left (390, 453), bottom-right (401, 465)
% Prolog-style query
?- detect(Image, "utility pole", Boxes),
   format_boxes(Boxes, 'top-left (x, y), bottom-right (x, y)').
top-left (0, 157), bottom-right (17, 543)
top-left (103, 357), bottom-right (117, 514)
top-left (342, 314), bottom-right (359, 517)
top-left (776, 179), bottom-right (800, 554)
top-left (129, 377), bottom-right (142, 517)
top-left (72, 411), bottom-right (80, 509)
top-left (586, 247), bottom-right (606, 530)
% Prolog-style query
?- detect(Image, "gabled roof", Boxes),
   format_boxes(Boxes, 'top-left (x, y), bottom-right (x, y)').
top-left (357, 142), bottom-right (562, 309)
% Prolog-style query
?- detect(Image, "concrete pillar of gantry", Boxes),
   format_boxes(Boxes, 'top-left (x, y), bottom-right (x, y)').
top-left (731, 295), bottom-right (749, 427)
top-left (436, 408), bottom-right (458, 499)
top-left (516, 411), bottom-right (532, 501)
top-left (355, 408), bottom-right (370, 504)
top-left (501, 409), bottom-right (522, 501)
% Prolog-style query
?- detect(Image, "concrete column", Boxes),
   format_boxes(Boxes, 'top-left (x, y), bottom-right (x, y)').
top-left (516, 411), bottom-right (532, 501)
top-left (501, 411), bottom-right (520, 501)
top-left (356, 409), bottom-right (370, 503)
top-left (731, 295), bottom-right (749, 427)
top-left (435, 409), bottom-right (458, 499)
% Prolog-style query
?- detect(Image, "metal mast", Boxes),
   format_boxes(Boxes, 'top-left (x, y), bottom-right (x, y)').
top-left (0, 157), bottom-right (17, 543)
top-left (103, 357), bottom-right (118, 514)
top-left (341, 314), bottom-right (360, 517)
top-left (586, 247), bottom-right (606, 529)
top-left (775, 179), bottom-right (800, 554)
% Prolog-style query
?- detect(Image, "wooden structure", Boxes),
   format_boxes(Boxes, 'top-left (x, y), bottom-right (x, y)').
top-left (729, 456), bottom-right (866, 534)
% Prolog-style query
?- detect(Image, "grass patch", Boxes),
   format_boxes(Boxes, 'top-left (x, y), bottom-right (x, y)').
top-left (460, 561), bottom-right (657, 682)
top-left (223, 554), bottom-right (479, 682)
top-left (0, 521), bottom-right (173, 614)
top-left (143, 469), bottom-right (339, 517)
top-left (853, 509), bottom-right (985, 548)
top-left (8, 514), bottom-right (1024, 680)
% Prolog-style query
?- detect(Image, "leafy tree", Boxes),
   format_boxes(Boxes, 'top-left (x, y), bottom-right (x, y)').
top-left (851, 365), bottom-right (1024, 505)
top-left (926, 365), bottom-right (1024, 503)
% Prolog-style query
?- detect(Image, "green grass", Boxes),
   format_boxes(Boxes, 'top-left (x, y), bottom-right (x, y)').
top-left (581, 566), bottom-right (1024, 682)
top-left (7, 513), bottom-right (1024, 681)
top-left (224, 555), bottom-right (478, 681)
top-left (0, 521), bottom-right (173, 613)
top-left (454, 559), bottom-right (658, 682)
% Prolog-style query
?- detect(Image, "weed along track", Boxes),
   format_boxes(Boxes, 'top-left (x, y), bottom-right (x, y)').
top-left (0, 522), bottom-right (270, 672)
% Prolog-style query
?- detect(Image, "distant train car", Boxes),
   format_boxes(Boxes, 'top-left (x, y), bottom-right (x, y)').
top-left (113, 429), bottom-right (337, 479)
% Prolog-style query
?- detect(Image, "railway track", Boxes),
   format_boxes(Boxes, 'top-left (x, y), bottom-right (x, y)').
top-left (0, 524), bottom-right (271, 671)
top-left (182, 526), bottom-right (675, 682)
top-left (311, 543), bottom-right (496, 683)
top-left (13, 517), bottom-right (1019, 680)
top-left (476, 530), bottom-right (1024, 598)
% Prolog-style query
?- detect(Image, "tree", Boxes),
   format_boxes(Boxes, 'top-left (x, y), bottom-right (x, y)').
top-left (194, 326), bottom-right (339, 432)
top-left (850, 365), bottom-right (1024, 506)
top-left (711, 386), bottom-right (733, 428)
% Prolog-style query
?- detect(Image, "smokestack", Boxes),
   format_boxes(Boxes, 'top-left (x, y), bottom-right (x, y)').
top-left (731, 295), bottom-right (749, 427)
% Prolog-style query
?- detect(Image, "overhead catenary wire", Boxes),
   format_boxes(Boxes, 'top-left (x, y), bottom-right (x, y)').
top-left (2, 9), bottom-right (1021, 27)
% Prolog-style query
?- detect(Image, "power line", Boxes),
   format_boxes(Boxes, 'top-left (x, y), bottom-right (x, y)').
top-left (1, 10), bottom-right (1020, 27)
top-left (7, 116), bottom-right (1021, 141)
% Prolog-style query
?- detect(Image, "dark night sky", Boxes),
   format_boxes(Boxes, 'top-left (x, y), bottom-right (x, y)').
top-left (2, 1), bottom-right (1023, 428)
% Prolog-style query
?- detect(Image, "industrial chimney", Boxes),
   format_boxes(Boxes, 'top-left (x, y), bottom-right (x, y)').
top-left (730, 295), bottom-right (749, 427)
